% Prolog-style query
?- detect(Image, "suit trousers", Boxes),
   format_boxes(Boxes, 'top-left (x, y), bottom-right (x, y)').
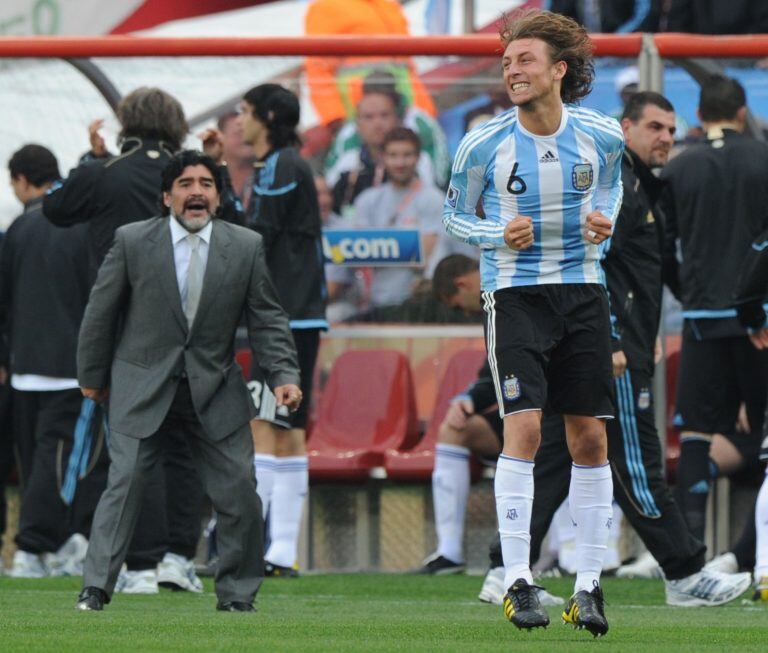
top-left (124, 426), bottom-right (203, 570)
top-left (489, 369), bottom-right (706, 581)
top-left (14, 388), bottom-right (108, 553)
top-left (83, 380), bottom-right (264, 603)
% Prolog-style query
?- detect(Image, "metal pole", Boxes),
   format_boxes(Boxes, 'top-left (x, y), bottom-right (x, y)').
top-left (639, 33), bottom-right (664, 93)
top-left (64, 58), bottom-right (122, 113)
top-left (463, 0), bottom-right (475, 34)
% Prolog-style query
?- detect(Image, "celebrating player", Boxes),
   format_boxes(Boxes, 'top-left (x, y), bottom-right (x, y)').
top-left (443, 9), bottom-right (623, 636)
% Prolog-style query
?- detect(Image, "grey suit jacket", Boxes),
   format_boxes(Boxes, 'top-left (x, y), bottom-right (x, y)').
top-left (77, 217), bottom-right (300, 441)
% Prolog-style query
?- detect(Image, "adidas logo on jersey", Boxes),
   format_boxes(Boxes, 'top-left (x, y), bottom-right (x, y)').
top-left (539, 150), bottom-right (559, 163)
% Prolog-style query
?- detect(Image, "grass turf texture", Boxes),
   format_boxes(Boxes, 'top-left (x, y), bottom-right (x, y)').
top-left (0, 575), bottom-right (766, 652)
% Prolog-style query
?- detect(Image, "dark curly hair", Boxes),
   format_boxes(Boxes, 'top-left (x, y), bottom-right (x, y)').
top-left (242, 83), bottom-right (301, 150)
top-left (159, 150), bottom-right (222, 217)
top-left (500, 9), bottom-right (594, 105)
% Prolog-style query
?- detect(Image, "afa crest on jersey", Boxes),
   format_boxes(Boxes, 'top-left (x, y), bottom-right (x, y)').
top-left (503, 375), bottom-right (520, 401)
top-left (571, 163), bottom-right (594, 191)
top-left (637, 388), bottom-right (651, 410)
top-left (446, 184), bottom-right (459, 208)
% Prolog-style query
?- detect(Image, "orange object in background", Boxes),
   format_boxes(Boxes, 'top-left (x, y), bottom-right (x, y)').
top-left (305, 0), bottom-right (437, 125)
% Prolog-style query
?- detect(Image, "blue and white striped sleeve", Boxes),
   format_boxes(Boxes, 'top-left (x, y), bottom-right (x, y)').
top-left (442, 135), bottom-right (505, 248)
top-left (594, 130), bottom-right (625, 224)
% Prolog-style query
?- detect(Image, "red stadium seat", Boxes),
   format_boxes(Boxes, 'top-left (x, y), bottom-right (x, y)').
top-left (235, 348), bottom-right (252, 381)
top-left (308, 349), bottom-right (420, 481)
top-left (665, 349), bottom-right (681, 483)
top-left (384, 348), bottom-right (487, 481)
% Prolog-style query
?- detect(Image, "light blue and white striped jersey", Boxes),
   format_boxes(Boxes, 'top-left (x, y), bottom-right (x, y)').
top-left (443, 105), bottom-right (624, 291)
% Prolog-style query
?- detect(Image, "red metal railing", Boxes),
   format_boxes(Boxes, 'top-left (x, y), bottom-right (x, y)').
top-left (1, 33), bottom-right (768, 59)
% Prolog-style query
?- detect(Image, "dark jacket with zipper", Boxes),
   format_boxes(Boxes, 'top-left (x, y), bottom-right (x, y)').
top-left (0, 199), bottom-right (90, 376)
top-left (43, 138), bottom-right (176, 278)
top-left (659, 128), bottom-right (768, 339)
top-left (603, 148), bottom-right (670, 376)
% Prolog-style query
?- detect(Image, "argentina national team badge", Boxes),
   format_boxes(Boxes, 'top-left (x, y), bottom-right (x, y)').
top-left (571, 163), bottom-right (593, 191)
top-left (503, 375), bottom-right (521, 402)
top-left (446, 183), bottom-right (459, 208)
top-left (637, 388), bottom-right (651, 411)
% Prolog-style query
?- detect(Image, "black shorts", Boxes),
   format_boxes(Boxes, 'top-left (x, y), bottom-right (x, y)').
top-left (249, 328), bottom-right (321, 430)
top-left (675, 330), bottom-right (768, 435)
top-left (482, 284), bottom-right (614, 419)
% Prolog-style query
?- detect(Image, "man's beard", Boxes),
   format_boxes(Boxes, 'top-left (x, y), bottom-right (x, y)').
top-left (172, 210), bottom-right (214, 233)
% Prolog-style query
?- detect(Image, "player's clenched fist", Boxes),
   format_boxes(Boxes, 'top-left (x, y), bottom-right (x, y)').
top-left (584, 211), bottom-right (613, 244)
top-left (504, 215), bottom-right (534, 251)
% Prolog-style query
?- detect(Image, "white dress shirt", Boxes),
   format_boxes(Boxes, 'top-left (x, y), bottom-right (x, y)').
top-left (169, 217), bottom-right (212, 311)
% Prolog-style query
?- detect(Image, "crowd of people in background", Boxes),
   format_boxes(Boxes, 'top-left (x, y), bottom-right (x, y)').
top-left (0, 1), bottom-right (767, 625)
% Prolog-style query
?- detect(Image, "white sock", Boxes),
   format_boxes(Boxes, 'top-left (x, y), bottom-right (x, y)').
top-left (253, 454), bottom-right (276, 518)
top-left (266, 455), bottom-right (308, 568)
top-left (554, 500), bottom-right (577, 574)
top-left (569, 462), bottom-right (613, 593)
top-left (604, 501), bottom-right (622, 570)
top-left (495, 454), bottom-right (534, 588)
top-left (755, 471), bottom-right (768, 581)
top-left (432, 444), bottom-right (471, 563)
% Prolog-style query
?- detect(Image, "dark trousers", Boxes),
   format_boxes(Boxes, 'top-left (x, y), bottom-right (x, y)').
top-left (13, 389), bottom-right (108, 553)
top-left (83, 381), bottom-right (263, 603)
top-left (125, 426), bottom-right (204, 570)
top-left (0, 383), bottom-right (13, 551)
top-left (490, 369), bottom-right (706, 581)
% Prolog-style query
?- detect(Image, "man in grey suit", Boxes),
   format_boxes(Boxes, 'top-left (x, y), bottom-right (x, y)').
top-left (75, 150), bottom-right (301, 612)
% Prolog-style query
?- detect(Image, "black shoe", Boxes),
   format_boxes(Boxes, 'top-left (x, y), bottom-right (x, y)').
top-left (264, 562), bottom-right (299, 578)
top-left (76, 586), bottom-right (108, 611)
top-left (216, 601), bottom-right (256, 612)
top-left (562, 581), bottom-right (609, 638)
top-left (416, 553), bottom-right (465, 575)
top-left (502, 578), bottom-right (550, 630)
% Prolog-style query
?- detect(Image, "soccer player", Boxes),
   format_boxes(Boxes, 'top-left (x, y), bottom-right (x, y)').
top-left (443, 10), bottom-right (622, 636)
top-left (658, 75), bottom-right (768, 549)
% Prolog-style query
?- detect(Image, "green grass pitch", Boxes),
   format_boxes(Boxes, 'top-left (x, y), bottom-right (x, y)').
top-left (0, 574), bottom-right (766, 652)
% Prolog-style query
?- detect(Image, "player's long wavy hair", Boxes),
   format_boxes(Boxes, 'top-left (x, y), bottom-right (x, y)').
top-left (500, 9), bottom-right (594, 105)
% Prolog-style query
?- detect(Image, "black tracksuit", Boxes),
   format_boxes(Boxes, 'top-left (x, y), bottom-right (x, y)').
top-left (734, 226), bottom-right (768, 464)
top-left (0, 200), bottom-right (104, 553)
top-left (480, 150), bottom-right (706, 579)
top-left (658, 130), bottom-right (768, 435)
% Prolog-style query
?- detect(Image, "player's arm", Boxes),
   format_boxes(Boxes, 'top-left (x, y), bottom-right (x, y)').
top-left (601, 174), bottom-right (641, 372)
top-left (199, 127), bottom-right (246, 226)
top-left (587, 131), bottom-right (625, 245)
top-left (77, 228), bottom-right (131, 397)
top-left (656, 181), bottom-right (681, 300)
top-left (734, 227), bottom-right (768, 347)
top-left (443, 137), bottom-right (505, 247)
top-left (42, 161), bottom-right (102, 227)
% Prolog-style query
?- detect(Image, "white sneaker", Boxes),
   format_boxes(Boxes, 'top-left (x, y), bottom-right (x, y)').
top-left (616, 551), bottom-right (663, 579)
top-left (9, 550), bottom-right (47, 578)
top-left (704, 552), bottom-right (738, 574)
top-left (44, 534), bottom-right (89, 577)
top-left (477, 566), bottom-right (564, 607)
top-left (478, 566), bottom-right (505, 604)
top-left (665, 568), bottom-right (751, 607)
top-left (157, 552), bottom-right (203, 593)
top-left (536, 586), bottom-right (565, 607)
top-left (115, 565), bottom-right (159, 594)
